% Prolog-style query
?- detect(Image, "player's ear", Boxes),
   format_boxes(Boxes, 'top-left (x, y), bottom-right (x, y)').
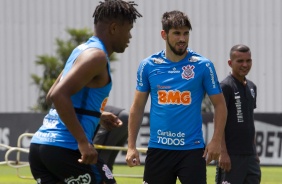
top-left (228, 59), bottom-right (232, 67)
top-left (161, 30), bottom-right (167, 40)
top-left (109, 22), bottom-right (118, 34)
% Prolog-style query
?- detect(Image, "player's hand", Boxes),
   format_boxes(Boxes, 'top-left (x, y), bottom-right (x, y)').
top-left (218, 152), bottom-right (231, 172)
top-left (78, 141), bottom-right (98, 164)
top-left (100, 111), bottom-right (123, 131)
top-left (126, 148), bottom-right (140, 167)
top-left (256, 154), bottom-right (260, 163)
top-left (203, 140), bottom-right (221, 165)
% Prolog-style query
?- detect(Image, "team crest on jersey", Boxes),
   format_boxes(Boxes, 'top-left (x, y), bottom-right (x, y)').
top-left (250, 88), bottom-right (255, 98)
top-left (189, 56), bottom-right (200, 62)
top-left (153, 58), bottom-right (165, 64)
top-left (182, 65), bottom-right (195, 80)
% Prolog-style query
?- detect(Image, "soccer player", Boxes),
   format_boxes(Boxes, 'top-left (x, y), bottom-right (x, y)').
top-left (126, 10), bottom-right (227, 184)
top-left (216, 44), bottom-right (261, 184)
top-left (28, 1), bottom-right (142, 183)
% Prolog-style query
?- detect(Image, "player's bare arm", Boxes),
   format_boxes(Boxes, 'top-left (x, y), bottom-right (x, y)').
top-left (203, 93), bottom-right (227, 164)
top-left (50, 48), bottom-right (108, 164)
top-left (219, 133), bottom-right (231, 172)
top-left (46, 71), bottom-right (63, 105)
top-left (126, 90), bottom-right (149, 167)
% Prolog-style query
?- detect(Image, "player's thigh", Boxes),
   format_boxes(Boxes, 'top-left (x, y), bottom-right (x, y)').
top-left (245, 155), bottom-right (261, 184)
top-left (29, 143), bottom-right (61, 184)
top-left (39, 144), bottom-right (102, 184)
top-left (177, 148), bottom-right (206, 184)
top-left (143, 148), bottom-right (177, 184)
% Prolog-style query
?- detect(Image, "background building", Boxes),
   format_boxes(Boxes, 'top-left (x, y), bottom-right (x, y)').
top-left (0, 0), bottom-right (281, 113)
top-left (0, 0), bottom-right (282, 166)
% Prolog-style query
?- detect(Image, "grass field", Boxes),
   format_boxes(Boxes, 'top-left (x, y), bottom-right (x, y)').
top-left (0, 164), bottom-right (281, 184)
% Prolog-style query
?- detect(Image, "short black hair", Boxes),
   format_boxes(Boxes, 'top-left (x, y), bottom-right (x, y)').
top-left (93, 0), bottom-right (142, 24)
top-left (162, 10), bottom-right (192, 33)
top-left (230, 44), bottom-right (251, 58)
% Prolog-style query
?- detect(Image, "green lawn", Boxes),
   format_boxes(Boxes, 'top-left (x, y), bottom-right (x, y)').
top-left (0, 164), bottom-right (281, 184)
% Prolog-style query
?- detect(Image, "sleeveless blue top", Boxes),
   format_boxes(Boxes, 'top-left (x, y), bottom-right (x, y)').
top-left (31, 36), bottom-right (112, 150)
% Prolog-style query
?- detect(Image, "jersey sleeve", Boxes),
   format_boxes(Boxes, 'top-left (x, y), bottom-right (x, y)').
top-left (254, 85), bottom-right (257, 109)
top-left (250, 81), bottom-right (257, 109)
top-left (220, 82), bottom-right (233, 106)
top-left (203, 62), bottom-right (222, 95)
top-left (136, 59), bottom-right (150, 92)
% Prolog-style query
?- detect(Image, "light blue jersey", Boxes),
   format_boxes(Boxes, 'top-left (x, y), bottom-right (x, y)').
top-left (137, 49), bottom-right (222, 150)
top-left (31, 36), bottom-right (112, 150)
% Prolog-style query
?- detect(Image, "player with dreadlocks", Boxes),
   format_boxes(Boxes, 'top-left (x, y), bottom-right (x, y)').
top-left (29, 1), bottom-right (142, 183)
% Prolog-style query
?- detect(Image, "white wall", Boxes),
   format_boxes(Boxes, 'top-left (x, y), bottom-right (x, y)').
top-left (0, 0), bottom-right (281, 113)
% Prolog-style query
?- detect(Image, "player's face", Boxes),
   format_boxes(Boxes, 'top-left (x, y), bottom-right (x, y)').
top-left (113, 21), bottom-right (133, 53)
top-left (165, 27), bottom-right (189, 56)
top-left (229, 51), bottom-right (252, 79)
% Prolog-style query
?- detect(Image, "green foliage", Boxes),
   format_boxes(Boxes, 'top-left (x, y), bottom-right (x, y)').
top-left (30, 28), bottom-right (116, 112)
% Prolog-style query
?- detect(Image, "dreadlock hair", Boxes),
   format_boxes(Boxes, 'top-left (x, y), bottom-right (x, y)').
top-left (93, 0), bottom-right (142, 25)
top-left (162, 10), bottom-right (192, 33)
top-left (230, 44), bottom-right (251, 58)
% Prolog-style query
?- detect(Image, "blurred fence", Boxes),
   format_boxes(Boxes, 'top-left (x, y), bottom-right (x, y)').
top-left (0, 112), bottom-right (281, 166)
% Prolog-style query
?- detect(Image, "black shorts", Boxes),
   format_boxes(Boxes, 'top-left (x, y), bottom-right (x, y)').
top-left (143, 148), bottom-right (206, 184)
top-left (29, 143), bottom-right (116, 184)
top-left (216, 155), bottom-right (261, 184)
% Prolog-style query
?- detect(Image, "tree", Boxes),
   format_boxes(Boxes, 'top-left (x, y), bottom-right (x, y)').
top-left (31, 28), bottom-right (213, 113)
top-left (31, 28), bottom-right (116, 112)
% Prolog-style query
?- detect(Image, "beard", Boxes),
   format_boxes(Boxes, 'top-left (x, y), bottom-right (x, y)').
top-left (167, 38), bottom-right (188, 56)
